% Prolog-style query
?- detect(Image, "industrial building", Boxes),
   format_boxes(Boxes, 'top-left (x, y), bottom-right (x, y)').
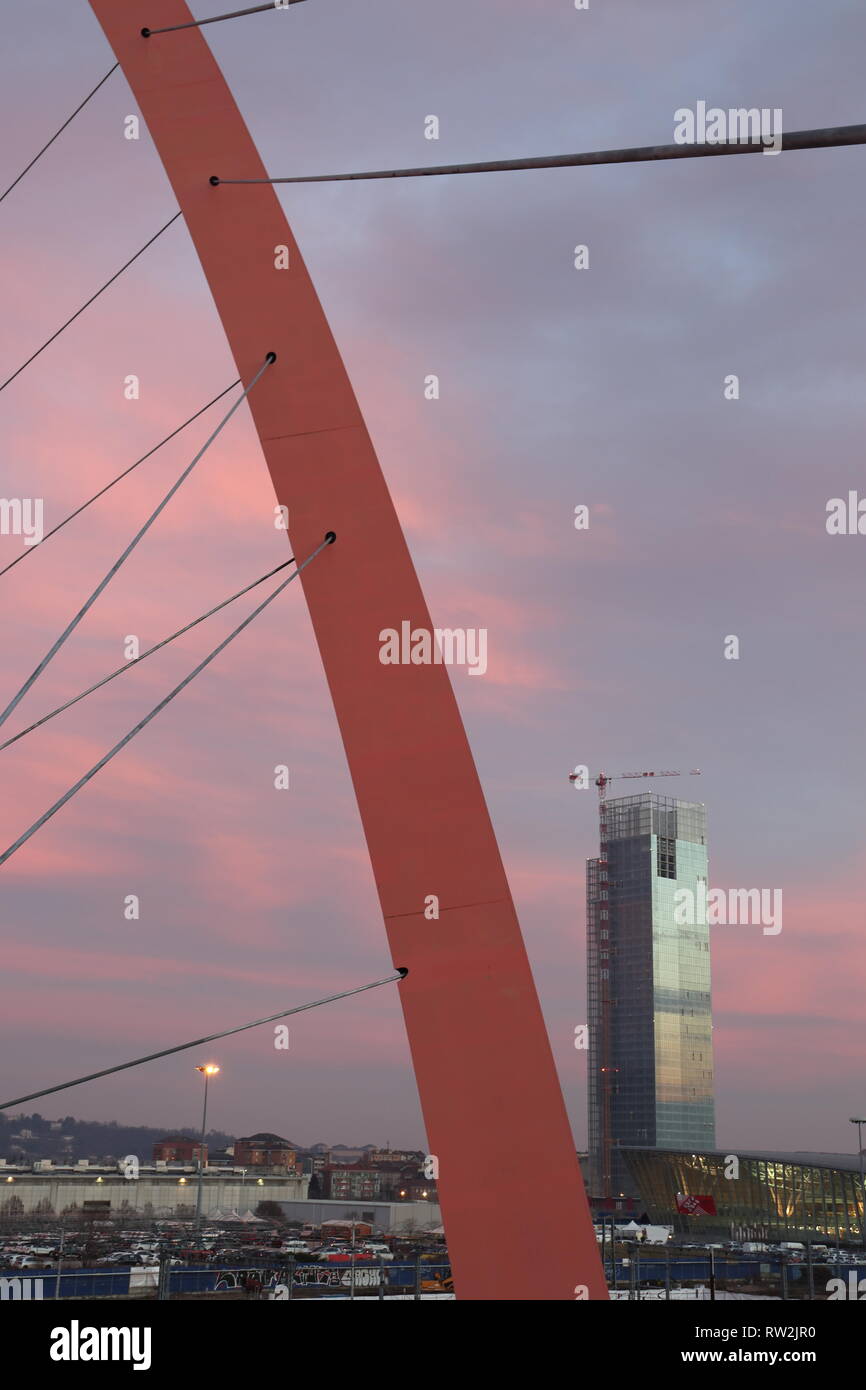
top-left (277, 1197), bottom-right (441, 1235)
top-left (625, 1148), bottom-right (866, 1244)
top-left (0, 1159), bottom-right (308, 1218)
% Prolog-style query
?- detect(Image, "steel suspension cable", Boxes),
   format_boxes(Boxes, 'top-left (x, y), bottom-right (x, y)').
top-left (0, 64), bottom-right (119, 206)
top-left (0, 354), bottom-right (275, 732)
top-left (0, 211), bottom-right (183, 395)
top-left (0, 531), bottom-right (334, 870)
top-left (0, 556), bottom-right (296, 753)
top-left (209, 122), bottom-right (866, 186)
top-left (0, 966), bottom-right (405, 1110)
top-left (0, 379), bottom-right (241, 579)
top-left (142, 1), bottom-right (308, 36)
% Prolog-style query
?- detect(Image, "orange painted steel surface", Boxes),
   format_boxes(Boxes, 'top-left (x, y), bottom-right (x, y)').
top-left (89, 0), bottom-right (606, 1299)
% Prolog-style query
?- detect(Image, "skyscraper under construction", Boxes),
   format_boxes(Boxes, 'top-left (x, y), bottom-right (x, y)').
top-left (586, 792), bottom-right (715, 1198)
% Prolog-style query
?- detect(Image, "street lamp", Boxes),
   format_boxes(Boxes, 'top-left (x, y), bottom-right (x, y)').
top-left (850, 1118), bottom-right (866, 1249)
top-left (194, 1065), bottom-right (219, 1231)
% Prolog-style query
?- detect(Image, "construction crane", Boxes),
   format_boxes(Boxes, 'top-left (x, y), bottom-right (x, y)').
top-left (570, 767), bottom-right (701, 835)
top-left (570, 767), bottom-right (701, 1200)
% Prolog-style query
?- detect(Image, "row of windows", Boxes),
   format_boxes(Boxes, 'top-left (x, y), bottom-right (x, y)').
top-left (657, 835), bottom-right (676, 879)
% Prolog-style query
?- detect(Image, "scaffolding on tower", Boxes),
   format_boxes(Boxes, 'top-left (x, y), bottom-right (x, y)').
top-left (570, 766), bottom-right (700, 1200)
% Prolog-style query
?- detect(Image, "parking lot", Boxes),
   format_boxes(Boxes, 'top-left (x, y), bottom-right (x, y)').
top-left (0, 1216), bottom-right (451, 1298)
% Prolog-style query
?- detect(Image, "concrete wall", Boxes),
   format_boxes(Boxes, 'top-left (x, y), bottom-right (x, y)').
top-left (0, 1173), bottom-right (309, 1217)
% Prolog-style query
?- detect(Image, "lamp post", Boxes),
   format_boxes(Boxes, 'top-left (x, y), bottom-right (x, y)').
top-left (194, 1065), bottom-right (219, 1232)
top-left (54, 1218), bottom-right (65, 1303)
top-left (850, 1118), bottom-right (866, 1249)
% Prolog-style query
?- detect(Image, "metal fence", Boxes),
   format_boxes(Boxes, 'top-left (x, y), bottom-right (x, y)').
top-left (0, 1259), bottom-right (453, 1300)
top-left (602, 1250), bottom-right (866, 1300)
top-left (3, 1253), bottom-right (860, 1300)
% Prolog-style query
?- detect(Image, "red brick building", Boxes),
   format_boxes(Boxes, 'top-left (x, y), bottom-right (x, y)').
top-left (234, 1133), bottom-right (299, 1174)
top-left (152, 1135), bottom-right (206, 1164)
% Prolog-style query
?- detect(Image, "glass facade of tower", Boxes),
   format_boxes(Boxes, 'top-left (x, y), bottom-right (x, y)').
top-left (587, 793), bottom-right (715, 1197)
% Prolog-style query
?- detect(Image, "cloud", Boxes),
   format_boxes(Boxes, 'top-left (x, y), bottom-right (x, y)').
top-left (0, 0), bottom-right (863, 1148)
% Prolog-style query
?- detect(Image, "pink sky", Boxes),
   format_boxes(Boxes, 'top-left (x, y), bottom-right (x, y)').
top-left (1, 0), bottom-right (865, 1155)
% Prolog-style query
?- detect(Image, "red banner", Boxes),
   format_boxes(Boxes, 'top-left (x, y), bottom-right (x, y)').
top-left (676, 1193), bottom-right (717, 1216)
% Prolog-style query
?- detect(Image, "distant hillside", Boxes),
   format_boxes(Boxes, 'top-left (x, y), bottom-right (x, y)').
top-left (0, 1112), bottom-right (234, 1164)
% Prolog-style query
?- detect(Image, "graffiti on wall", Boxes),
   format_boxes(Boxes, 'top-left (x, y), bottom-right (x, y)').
top-left (214, 1265), bottom-right (382, 1292)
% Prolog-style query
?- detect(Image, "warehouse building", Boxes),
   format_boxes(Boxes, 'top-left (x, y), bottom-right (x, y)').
top-left (277, 1197), bottom-right (441, 1234)
top-left (0, 1158), bottom-right (308, 1218)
